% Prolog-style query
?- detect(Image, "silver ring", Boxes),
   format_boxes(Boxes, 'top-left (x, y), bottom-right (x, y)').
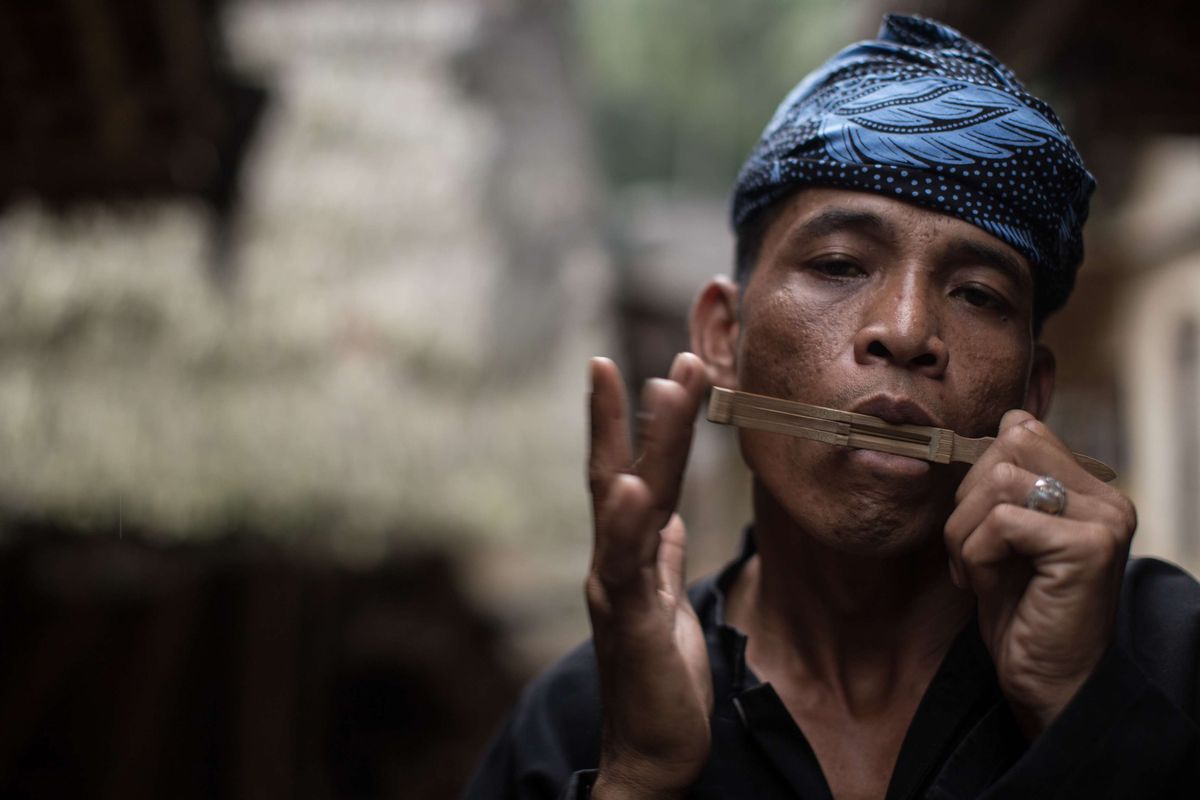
top-left (1026, 475), bottom-right (1067, 516)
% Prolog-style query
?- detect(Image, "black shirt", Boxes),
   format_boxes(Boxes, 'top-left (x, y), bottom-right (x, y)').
top-left (464, 536), bottom-right (1200, 798)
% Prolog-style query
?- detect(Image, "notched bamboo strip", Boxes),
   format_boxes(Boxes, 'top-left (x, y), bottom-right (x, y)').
top-left (706, 387), bottom-right (1117, 483)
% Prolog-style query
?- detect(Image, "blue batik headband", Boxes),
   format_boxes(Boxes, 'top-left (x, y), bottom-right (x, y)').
top-left (731, 14), bottom-right (1095, 322)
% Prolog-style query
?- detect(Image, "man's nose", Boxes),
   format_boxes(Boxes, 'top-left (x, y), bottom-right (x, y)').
top-left (852, 275), bottom-right (948, 377)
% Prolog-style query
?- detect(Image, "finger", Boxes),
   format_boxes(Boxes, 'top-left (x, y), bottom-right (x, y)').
top-left (956, 411), bottom-right (1093, 504)
top-left (954, 410), bottom-right (1031, 503)
top-left (946, 461), bottom-right (1110, 585)
top-left (949, 460), bottom-right (1109, 531)
top-left (1005, 416), bottom-right (1137, 528)
top-left (657, 514), bottom-right (688, 603)
top-left (589, 357), bottom-right (633, 512)
top-left (633, 353), bottom-right (708, 525)
top-left (1001, 414), bottom-right (1095, 490)
top-left (591, 473), bottom-right (661, 614)
top-left (957, 503), bottom-right (1116, 593)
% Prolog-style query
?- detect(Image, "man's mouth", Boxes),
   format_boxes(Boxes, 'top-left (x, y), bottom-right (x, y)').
top-left (850, 395), bottom-right (942, 428)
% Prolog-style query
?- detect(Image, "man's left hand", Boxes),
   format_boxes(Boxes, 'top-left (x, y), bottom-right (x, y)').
top-left (944, 410), bottom-right (1137, 739)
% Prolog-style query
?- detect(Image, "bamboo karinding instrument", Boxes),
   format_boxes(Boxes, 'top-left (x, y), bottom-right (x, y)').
top-left (706, 387), bottom-right (1117, 483)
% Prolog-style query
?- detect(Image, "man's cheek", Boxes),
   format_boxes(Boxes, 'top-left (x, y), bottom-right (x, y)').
top-left (737, 428), bottom-right (827, 493)
top-left (948, 363), bottom-right (1029, 436)
top-left (738, 316), bottom-right (844, 400)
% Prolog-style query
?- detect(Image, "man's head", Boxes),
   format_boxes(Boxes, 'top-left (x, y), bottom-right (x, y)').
top-left (695, 187), bottom-right (1055, 553)
top-left (689, 15), bottom-right (1089, 554)
top-left (731, 14), bottom-right (1094, 333)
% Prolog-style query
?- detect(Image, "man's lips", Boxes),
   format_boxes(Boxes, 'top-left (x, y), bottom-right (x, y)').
top-left (850, 395), bottom-right (943, 428)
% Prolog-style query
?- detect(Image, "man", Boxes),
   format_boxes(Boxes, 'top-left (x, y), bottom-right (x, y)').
top-left (465, 15), bottom-right (1200, 799)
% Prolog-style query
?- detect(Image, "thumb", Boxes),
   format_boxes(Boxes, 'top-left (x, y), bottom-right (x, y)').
top-left (997, 408), bottom-right (1036, 433)
top-left (657, 514), bottom-right (689, 601)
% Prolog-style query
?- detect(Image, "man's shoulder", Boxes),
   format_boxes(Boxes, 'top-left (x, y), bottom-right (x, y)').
top-left (501, 638), bottom-right (603, 769)
top-left (460, 639), bottom-right (603, 799)
top-left (1118, 556), bottom-right (1200, 709)
top-left (1121, 555), bottom-right (1200, 621)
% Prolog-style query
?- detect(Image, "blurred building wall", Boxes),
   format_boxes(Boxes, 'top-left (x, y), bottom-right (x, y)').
top-left (0, 0), bottom-right (615, 665)
top-left (1116, 138), bottom-right (1200, 571)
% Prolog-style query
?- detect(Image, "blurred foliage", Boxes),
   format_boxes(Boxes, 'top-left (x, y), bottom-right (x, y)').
top-left (572, 0), bottom-right (859, 192)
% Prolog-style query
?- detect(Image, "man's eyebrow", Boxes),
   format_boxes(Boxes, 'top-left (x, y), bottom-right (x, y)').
top-left (944, 239), bottom-right (1031, 290)
top-left (775, 207), bottom-right (1032, 289)
top-left (781, 208), bottom-right (896, 248)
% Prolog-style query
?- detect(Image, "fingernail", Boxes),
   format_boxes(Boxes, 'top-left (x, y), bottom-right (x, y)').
top-left (669, 352), bottom-right (689, 382)
top-left (948, 559), bottom-right (961, 588)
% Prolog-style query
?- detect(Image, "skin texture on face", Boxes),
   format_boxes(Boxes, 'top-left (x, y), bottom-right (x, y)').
top-left (703, 188), bottom-right (1054, 556)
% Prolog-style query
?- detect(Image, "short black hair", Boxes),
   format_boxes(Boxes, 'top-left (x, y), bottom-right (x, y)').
top-left (733, 200), bottom-right (787, 289)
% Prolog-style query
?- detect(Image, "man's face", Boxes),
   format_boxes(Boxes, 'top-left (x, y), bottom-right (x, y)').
top-left (731, 188), bottom-right (1048, 554)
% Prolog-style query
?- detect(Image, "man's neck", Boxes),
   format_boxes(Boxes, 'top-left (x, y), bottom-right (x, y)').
top-left (727, 480), bottom-right (974, 716)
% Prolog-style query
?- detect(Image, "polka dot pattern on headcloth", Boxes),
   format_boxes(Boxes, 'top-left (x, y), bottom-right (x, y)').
top-left (731, 14), bottom-right (1095, 323)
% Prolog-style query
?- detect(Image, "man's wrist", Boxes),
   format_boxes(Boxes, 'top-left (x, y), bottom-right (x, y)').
top-left (1002, 671), bottom-right (1092, 740)
top-left (592, 761), bottom-right (692, 800)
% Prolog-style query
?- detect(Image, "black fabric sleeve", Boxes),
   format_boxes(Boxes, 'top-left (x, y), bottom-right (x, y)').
top-left (981, 643), bottom-right (1200, 799)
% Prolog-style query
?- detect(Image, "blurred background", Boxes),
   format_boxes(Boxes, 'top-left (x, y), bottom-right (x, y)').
top-left (0, 0), bottom-right (1197, 797)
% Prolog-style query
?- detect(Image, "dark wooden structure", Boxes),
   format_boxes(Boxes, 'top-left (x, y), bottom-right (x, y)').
top-left (0, 522), bottom-right (522, 799)
top-left (0, 0), bottom-right (265, 222)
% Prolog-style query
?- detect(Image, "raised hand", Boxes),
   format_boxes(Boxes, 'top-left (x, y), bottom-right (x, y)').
top-left (585, 353), bottom-right (712, 799)
top-left (944, 410), bottom-right (1137, 737)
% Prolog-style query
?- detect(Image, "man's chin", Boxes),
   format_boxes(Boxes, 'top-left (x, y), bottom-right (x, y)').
top-left (815, 516), bottom-right (939, 558)
top-left (845, 447), bottom-right (932, 480)
top-left (830, 445), bottom-right (957, 501)
top-left (762, 455), bottom-right (957, 556)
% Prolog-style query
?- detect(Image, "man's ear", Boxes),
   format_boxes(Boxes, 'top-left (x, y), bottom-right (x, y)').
top-left (689, 277), bottom-right (740, 388)
top-left (1022, 344), bottom-right (1056, 420)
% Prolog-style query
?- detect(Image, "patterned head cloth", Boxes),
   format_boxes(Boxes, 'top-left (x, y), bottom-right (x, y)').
top-left (731, 14), bottom-right (1095, 322)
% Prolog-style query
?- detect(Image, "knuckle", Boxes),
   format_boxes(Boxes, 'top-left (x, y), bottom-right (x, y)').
top-left (1093, 491), bottom-right (1137, 540)
top-left (588, 467), bottom-right (605, 492)
top-left (998, 409), bottom-right (1031, 431)
top-left (591, 560), bottom-right (623, 591)
top-left (1096, 502), bottom-right (1124, 533)
top-left (1002, 422), bottom-right (1037, 450)
top-left (943, 517), bottom-right (964, 545)
top-left (589, 465), bottom-right (620, 500)
top-left (960, 543), bottom-right (981, 568)
top-left (954, 476), bottom-right (973, 504)
top-left (960, 532), bottom-right (988, 568)
top-left (988, 460), bottom-right (1022, 490)
top-left (1082, 523), bottom-right (1119, 562)
top-left (1097, 505), bottom-right (1122, 535)
top-left (986, 502), bottom-right (1018, 528)
top-left (996, 422), bottom-right (1022, 445)
top-left (1115, 496), bottom-right (1138, 534)
top-left (1020, 418), bottom-right (1048, 437)
top-left (584, 574), bottom-right (609, 611)
top-left (988, 431), bottom-right (1028, 465)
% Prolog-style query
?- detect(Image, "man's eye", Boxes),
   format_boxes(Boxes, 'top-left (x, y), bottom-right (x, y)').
top-left (955, 285), bottom-right (1006, 310)
top-left (811, 259), bottom-right (863, 278)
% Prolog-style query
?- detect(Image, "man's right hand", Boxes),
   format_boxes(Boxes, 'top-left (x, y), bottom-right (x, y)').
top-left (585, 353), bottom-right (713, 800)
